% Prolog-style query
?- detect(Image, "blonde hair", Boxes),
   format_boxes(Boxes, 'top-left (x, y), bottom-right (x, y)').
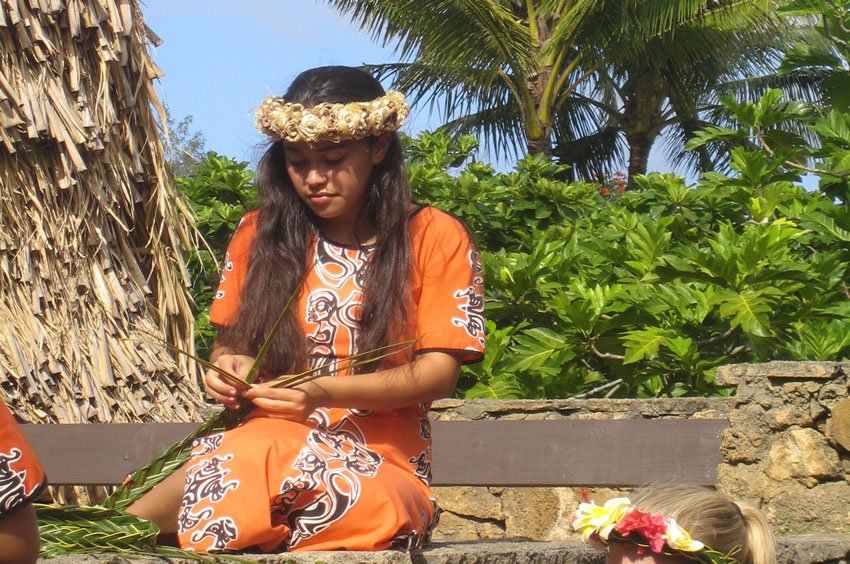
top-left (630, 485), bottom-right (776, 564)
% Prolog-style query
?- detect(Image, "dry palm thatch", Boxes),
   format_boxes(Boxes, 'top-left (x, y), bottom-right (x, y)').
top-left (0, 0), bottom-right (206, 426)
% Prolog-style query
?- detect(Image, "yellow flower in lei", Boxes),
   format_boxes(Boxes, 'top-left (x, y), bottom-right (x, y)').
top-left (571, 497), bottom-right (631, 547)
top-left (665, 518), bottom-right (705, 552)
top-left (255, 91), bottom-right (409, 144)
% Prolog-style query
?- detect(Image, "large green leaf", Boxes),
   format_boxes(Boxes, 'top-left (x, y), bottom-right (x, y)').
top-left (622, 327), bottom-right (678, 364)
top-left (710, 288), bottom-right (783, 337)
top-left (504, 327), bottom-right (577, 374)
top-left (464, 374), bottom-right (527, 399)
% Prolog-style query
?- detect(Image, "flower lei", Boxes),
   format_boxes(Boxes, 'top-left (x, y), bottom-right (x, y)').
top-left (570, 497), bottom-right (742, 564)
top-left (254, 91), bottom-right (410, 144)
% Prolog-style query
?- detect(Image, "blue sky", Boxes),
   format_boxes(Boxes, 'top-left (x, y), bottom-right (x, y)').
top-left (142, 1), bottom-right (437, 165)
top-left (142, 1), bottom-right (673, 173)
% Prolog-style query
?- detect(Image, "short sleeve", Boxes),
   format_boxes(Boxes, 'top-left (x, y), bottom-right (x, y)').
top-left (209, 212), bottom-right (258, 327)
top-left (411, 208), bottom-right (485, 364)
top-left (0, 401), bottom-right (47, 518)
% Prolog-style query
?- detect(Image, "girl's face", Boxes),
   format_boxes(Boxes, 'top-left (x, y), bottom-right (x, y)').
top-left (283, 135), bottom-right (390, 244)
top-left (606, 543), bottom-right (689, 564)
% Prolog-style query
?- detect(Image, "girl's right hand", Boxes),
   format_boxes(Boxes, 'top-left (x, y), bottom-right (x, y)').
top-left (203, 354), bottom-right (256, 409)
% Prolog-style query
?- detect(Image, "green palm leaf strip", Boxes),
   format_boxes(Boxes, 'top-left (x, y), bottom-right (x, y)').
top-left (269, 339), bottom-right (416, 389)
top-left (134, 330), bottom-right (252, 390)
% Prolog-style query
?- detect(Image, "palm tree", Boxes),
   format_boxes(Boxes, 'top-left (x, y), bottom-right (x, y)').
top-left (556, 3), bottom-right (822, 184)
top-left (325, 1), bottom-right (800, 178)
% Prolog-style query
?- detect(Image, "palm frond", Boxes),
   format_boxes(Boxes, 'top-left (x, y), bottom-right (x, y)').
top-left (438, 102), bottom-right (528, 160)
top-left (325, 0), bottom-right (534, 74)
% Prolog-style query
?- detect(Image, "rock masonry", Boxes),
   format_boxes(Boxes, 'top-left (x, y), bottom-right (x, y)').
top-left (429, 361), bottom-right (850, 542)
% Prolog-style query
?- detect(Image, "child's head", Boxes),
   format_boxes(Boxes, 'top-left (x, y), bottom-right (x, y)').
top-left (253, 65), bottom-right (410, 239)
top-left (572, 485), bottom-right (775, 564)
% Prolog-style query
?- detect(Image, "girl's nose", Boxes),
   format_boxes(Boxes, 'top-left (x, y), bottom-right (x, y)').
top-left (305, 167), bottom-right (327, 187)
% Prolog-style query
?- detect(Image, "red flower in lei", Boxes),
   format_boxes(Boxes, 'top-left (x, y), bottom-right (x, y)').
top-left (616, 509), bottom-right (669, 553)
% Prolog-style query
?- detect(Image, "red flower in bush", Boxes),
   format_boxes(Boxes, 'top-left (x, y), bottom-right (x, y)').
top-left (616, 509), bottom-right (669, 553)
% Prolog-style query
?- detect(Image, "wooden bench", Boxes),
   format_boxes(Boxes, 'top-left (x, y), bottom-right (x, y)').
top-left (21, 418), bottom-right (728, 487)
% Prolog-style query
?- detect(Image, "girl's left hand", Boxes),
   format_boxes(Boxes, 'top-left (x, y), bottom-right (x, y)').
top-left (241, 379), bottom-right (327, 422)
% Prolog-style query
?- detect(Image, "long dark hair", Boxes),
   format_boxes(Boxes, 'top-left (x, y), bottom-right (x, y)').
top-left (218, 66), bottom-right (413, 376)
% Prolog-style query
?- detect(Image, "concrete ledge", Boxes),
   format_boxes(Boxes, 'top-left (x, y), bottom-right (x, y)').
top-left (37, 535), bottom-right (850, 563)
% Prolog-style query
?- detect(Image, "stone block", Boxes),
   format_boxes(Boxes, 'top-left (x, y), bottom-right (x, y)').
top-left (766, 406), bottom-right (813, 430)
top-left (826, 398), bottom-right (850, 453)
top-left (431, 510), bottom-right (505, 541)
top-left (721, 407), bottom-right (771, 463)
top-left (766, 428), bottom-right (842, 482)
top-left (765, 482), bottom-right (850, 533)
top-left (818, 380), bottom-right (850, 410)
top-left (717, 463), bottom-right (788, 501)
top-left (500, 487), bottom-right (577, 541)
top-left (432, 487), bottom-right (502, 520)
top-left (717, 361), bottom-right (841, 387)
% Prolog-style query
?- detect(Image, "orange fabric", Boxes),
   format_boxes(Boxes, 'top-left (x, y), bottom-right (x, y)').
top-left (0, 401), bottom-right (46, 518)
top-left (180, 206), bottom-right (484, 553)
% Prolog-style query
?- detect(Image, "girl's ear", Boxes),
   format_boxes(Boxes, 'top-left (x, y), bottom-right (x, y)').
top-left (370, 133), bottom-right (392, 165)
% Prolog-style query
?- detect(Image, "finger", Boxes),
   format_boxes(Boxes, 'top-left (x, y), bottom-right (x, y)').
top-left (204, 384), bottom-right (240, 408)
top-left (204, 371), bottom-right (241, 408)
top-left (204, 370), bottom-right (238, 397)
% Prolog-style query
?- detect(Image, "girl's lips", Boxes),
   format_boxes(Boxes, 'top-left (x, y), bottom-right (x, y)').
top-left (308, 193), bottom-right (334, 204)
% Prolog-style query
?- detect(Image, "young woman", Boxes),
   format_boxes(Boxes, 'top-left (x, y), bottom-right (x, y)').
top-left (129, 66), bottom-right (485, 553)
top-left (0, 400), bottom-right (46, 563)
top-left (571, 484), bottom-right (776, 564)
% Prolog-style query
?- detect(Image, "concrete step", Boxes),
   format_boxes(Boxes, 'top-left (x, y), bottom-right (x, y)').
top-left (38, 535), bottom-right (850, 563)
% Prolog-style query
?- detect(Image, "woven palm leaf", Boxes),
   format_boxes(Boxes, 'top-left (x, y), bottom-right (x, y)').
top-left (37, 504), bottom-right (160, 557)
top-left (48, 278), bottom-right (412, 553)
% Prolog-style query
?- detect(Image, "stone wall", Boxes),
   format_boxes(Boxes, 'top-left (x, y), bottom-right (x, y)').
top-left (428, 361), bottom-right (850, 542)
top-left (716, 361), bottom-right (850, 534)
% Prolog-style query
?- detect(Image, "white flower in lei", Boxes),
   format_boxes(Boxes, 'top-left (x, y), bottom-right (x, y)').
top-left (255, 91), bottom-right (410, 144)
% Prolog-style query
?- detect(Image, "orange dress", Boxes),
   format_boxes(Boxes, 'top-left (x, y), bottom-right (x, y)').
top-left (177, 206), bottom-right (485, 553)
top-left (0, 401), bottom-right (47, 519)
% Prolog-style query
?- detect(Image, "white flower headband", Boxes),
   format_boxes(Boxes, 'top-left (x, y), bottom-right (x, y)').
top-left (254, 91), bottom-right (410, 144)
top-left (570, 497), bottom-right (742, 564)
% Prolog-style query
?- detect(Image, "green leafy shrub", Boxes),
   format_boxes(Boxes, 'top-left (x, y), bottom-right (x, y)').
top-left (177, 152), bottom-right (255, 360)
top-left (407, 122), bottom-right (850, 399)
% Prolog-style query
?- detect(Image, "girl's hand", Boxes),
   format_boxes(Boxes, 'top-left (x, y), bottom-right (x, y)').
top-left (203, 354), bottom-right (255, 410)
top-left (241, 378), bottom-right (327, 422)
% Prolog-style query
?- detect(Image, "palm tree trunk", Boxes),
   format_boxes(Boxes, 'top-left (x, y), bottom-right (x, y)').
top-left (626, 132), bottom-right (652, 188)
top-left (527, 134), bottom-right (553, 155)
top-left (622, 70), bottom-right (666, 188)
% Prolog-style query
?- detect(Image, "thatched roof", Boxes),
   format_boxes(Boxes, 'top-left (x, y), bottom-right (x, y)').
top-left (0, 0), bottom-right (206, 423)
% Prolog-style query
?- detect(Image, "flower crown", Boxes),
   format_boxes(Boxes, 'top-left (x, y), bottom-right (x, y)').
top-left (254, 91), bottom-right (410, 144)
top-left (570, 497), bottom-right (741, 564)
